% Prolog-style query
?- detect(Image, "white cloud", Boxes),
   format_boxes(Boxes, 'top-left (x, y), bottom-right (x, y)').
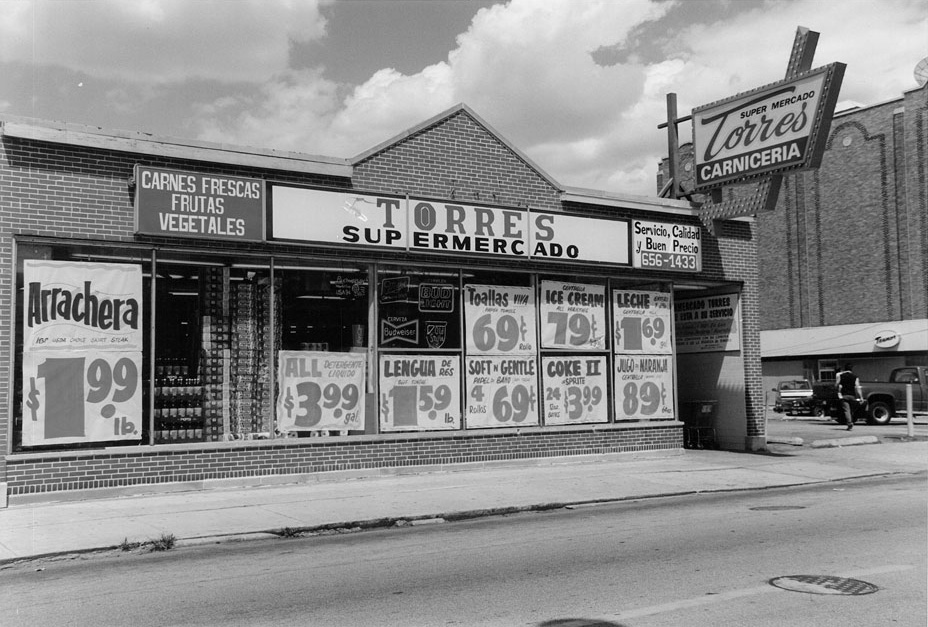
top-left (6, 0), bottom-right (924, 197)
top-left (0, 0), bottom-right (330, 83)
top-left (194, 68), bottom-right (341, 153)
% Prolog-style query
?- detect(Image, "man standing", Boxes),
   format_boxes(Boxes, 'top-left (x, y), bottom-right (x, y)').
top-left (836, 363), bottom-right (864, 430)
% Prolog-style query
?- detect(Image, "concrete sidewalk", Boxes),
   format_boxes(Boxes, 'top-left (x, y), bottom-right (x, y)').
top-left (2, 441), bottom-right (926, 564)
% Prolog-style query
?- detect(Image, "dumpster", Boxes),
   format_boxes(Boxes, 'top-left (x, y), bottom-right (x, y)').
top-left (683, 400), bottom-right (718, 449)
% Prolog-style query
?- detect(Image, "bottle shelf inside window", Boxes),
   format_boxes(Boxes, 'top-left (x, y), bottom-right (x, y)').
top-left (154, 373), bottom-right (204, 443)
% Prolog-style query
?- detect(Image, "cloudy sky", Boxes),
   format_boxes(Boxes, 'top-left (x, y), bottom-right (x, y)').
top-left (1, 0), bottom-right (925, 196)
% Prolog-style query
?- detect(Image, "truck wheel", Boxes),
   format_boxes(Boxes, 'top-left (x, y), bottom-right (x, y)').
top-left (813, 407), bottom-right (824, 417)
top-left (866, 401), bottom-right (893, 425)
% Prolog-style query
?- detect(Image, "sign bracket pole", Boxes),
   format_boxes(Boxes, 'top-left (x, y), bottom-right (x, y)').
top-left (691, 26), bottom-right (820, 233)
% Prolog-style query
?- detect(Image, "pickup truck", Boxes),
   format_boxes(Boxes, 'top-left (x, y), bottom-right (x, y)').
top-left (772, 379), bottom-right (818, 416)
top-left (813, 366), bottom-right (928, 425)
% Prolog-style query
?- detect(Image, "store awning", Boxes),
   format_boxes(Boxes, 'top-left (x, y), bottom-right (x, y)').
top-left (761, 319), bottom-right (928, 358)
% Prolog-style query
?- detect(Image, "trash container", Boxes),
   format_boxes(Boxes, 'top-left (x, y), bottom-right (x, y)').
top-left (683, 400), bottom-right (718, 449)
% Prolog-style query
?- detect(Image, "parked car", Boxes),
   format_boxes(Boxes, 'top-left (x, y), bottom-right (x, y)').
top-left (813, 366), bottom-right (928, 425)
top-left (772, 379), bottom-right (819, 416)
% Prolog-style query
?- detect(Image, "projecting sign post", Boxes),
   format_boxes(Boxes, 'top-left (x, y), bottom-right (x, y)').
top-left (661, 27), bottom-right (845, 227)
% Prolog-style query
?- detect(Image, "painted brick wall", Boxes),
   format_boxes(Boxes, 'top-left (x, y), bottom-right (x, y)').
top-left (6, 425), bottom-right (681, 498)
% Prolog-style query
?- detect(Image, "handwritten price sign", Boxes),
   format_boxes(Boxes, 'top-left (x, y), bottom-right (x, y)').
top-left (614, 355), bottom-right (674, 420)
top-left (22, 350), bottom-right (142, 446)
top-left (379, 354), bottom-right (461, 431)
top-left (465, 356), bottom-right (539, 428)
top-left (277, 351), bottom-right (366, 432)
top-left (612, 290), bottom-right (673, 354)
top-left (464, 285), bottom-right (536, 355)
top-left (540, 281), bottom-right (606, 350)
top-left (542, 356), bottom-right (609, 425)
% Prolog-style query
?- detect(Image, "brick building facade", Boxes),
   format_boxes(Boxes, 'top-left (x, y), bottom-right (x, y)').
top-left (1, 104), bottom-right (763, 504)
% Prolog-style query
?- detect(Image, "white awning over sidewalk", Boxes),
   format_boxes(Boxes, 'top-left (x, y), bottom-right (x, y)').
top-left (761, 319), bottom-right (928, 358)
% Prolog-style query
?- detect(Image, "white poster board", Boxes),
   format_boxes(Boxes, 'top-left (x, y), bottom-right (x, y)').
top-left (464, 285), bottom-right (537, 355)
top-left (22, 261), bottom-right (144, 446)
top-left (612, 290), bottom-right (673, 354)
top-left (541, 355), bottom-right (609, 425)
top-left (24, 261), bottom-right (143, 352)
top-left (540, 281), bottom-right (606, 350)
top-left (674, 293), bottom-right (741, 353)
top-left (465, 356), bottom-right (539, 428)
top-left (22, 351), bottom-right (143, 446)
top-left (277, 351), bottom-right (366, 432)
top-left (613, 355), bottom-right (675, 420)
top-left (379, 354), bottom-right (461, 431)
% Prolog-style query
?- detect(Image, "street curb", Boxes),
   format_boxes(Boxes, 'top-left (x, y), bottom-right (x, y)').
top-left (767, 436), bottom-right (804, 446)
top-left (809, 436), bottom-right (880, 448)
top-left (4, 471), bottom-right (916, 568)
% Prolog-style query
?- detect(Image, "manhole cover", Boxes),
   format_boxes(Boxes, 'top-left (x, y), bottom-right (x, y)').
top-left (769, 575), bottom-right (879, 595)
top-left (750, 506), bottom-right (806, 511)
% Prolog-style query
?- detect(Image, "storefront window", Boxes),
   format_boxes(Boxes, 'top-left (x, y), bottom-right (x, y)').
top-left (14, 242), bottom-right (152, 452)
top-left (377, 267), bottom-right (461, 351)
top-left (538, 275), bottom-right (610, 425)
top-left (153, 258), bottom-right (274, 443)
top-left (376, 266), bottom-right (462, 432)
top-left (612, 281), bottom-right (675, 421)
top-left (462, 271), bottom-right (538, 428)
top-left (274, 264), bottom-right (371, 437)
top-left (13, 239), bottom-right (683, 453)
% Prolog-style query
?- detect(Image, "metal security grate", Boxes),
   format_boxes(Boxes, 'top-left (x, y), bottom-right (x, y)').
top-left (769, 575), bottom-right (879, 595)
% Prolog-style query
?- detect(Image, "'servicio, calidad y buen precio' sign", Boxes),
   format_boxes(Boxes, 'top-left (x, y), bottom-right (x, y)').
top-left (632, 220), bottom-right (702, 272)
top-left (135, 166), bottom-right (265, 241)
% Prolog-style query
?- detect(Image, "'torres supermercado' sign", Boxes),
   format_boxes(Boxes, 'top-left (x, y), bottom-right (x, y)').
top-left (270, 186), bottom-right (634, 266)
top-left (692, 63), bottom-right (845, 190)
top-left (135, 166), bottom-right (265, 241)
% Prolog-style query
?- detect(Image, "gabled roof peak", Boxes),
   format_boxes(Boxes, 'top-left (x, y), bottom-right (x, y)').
top-left (351, 103), bottom-right (562, 191)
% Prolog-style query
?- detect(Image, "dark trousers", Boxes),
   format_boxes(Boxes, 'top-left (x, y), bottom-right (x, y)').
top-left (839, 395), bottom-right (859, 424)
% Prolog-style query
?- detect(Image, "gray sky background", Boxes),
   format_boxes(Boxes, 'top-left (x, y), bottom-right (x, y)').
top-left (2, 0), bottom-right (925, 196)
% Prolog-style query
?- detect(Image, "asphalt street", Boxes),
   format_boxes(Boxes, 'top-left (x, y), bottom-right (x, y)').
top-left (2, 474), bottom-right (924, 627)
